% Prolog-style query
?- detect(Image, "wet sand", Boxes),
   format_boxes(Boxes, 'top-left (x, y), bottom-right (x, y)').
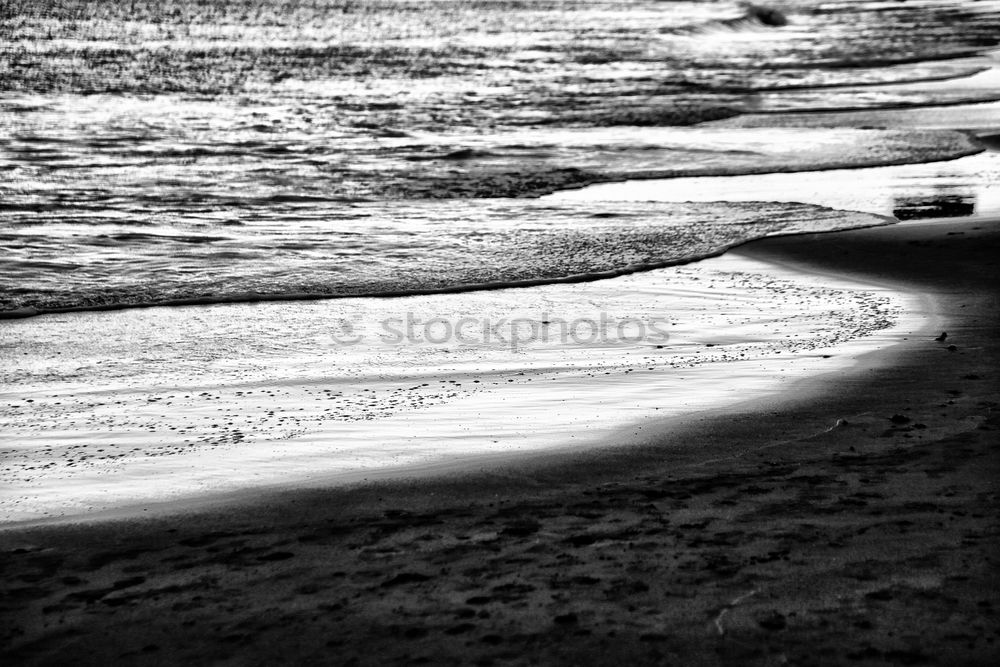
top-left (1, 216), bottom-right (998, 665)
top-left (0, 240), bottom-right (917, 524)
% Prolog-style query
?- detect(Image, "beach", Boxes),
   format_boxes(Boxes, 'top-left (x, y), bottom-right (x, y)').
top-left (2, 215), bottom-right (997, 665)
top-left (3, 1), bottom-right (1000, 664)
top-left (0, 220), bottom-right (922, 524)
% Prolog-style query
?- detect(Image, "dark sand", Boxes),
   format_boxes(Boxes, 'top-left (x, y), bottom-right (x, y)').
top-left (1, 217), bottom-right (998, 666)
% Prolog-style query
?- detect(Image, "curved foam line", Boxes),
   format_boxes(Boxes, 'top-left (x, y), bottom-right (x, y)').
top-left (0, 208), bottom-right (899, 320)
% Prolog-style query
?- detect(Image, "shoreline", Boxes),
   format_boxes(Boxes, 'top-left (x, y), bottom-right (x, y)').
top-left (0, 208), bottom-right (898, 321)
top-left (0, 230), bottom-right (924, 526)
top-left (3, 5), bottom-right (999, 664)
top-left (2, 215), bottom-right (997, 665)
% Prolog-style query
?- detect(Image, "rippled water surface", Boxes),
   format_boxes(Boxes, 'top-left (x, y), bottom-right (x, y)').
top-left (3, 1), bottom-right (1000, 314)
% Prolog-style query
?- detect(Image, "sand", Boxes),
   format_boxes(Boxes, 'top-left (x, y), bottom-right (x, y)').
top-left (0, 244), bottom-right (919, 525)
top-left (1, 216), bottom-right (998, 666)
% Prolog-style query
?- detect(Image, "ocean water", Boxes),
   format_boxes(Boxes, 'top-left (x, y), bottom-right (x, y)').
top-left (3, 0), bottom-right (1000, 315)
top-left (2, 1), bottom-right (999, 521)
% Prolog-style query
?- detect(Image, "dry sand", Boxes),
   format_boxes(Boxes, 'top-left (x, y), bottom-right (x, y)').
top-left (1, 216), bottom-right (997, 666)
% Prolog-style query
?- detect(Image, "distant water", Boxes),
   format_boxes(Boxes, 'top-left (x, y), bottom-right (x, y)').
top-left (2, 0), bottom-right (1000, 315)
